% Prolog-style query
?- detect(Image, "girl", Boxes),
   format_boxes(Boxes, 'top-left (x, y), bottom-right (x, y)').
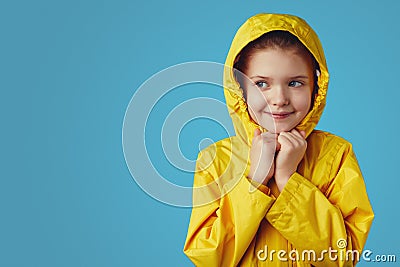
top-left (184, 13), bottom-right (374, 267)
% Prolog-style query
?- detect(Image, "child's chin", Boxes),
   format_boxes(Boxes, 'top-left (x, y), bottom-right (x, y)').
top-left (263, 125), bottom-right (293, 134)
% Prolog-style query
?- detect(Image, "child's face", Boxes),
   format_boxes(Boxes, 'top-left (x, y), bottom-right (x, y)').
top-left (242, 48), bottom-right (314, 134)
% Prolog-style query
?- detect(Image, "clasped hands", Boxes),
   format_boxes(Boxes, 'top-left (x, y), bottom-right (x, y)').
top-left (247, 128), bottom-right (307, 192)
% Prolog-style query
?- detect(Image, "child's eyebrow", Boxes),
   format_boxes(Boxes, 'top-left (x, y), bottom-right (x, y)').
top-left (249, 75), bottom-right (309, 80)
top-left (289, 75), bottom-right (309, 80)
top-left (249, 75), bottom-right (271, 79)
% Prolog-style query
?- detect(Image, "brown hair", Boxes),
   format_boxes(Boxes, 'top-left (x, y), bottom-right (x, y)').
top-left (233, 30), bottom-right (319, 106)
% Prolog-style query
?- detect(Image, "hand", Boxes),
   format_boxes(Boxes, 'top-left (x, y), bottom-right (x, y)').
top-left (275, 129), bottom-right (307, 191)
top-left (247, 128), bottom-right (278, 185)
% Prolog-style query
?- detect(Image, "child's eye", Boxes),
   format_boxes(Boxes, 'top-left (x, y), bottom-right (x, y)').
top-left (255, 81), bottom-right (269, 89)
top-left (288, 81), bottom-right (303, 87)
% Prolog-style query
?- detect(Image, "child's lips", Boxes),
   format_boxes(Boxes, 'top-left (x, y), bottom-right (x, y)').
top-left (265, 111), bottom-right (294, 119)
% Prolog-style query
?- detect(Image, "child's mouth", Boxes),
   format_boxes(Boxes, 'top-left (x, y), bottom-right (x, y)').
top-left (265, 112), bottom-right (293, 119)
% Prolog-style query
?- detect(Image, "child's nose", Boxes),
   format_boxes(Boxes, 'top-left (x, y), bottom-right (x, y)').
top-left (269, 86), bottom-right (289, 106)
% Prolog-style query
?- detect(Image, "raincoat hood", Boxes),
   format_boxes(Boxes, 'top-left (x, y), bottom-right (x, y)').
top-left (223, 13), bottom-right (329, 144)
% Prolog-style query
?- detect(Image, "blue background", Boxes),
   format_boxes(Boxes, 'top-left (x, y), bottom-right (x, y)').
top-left (1, 0), bottom-right (399, 266)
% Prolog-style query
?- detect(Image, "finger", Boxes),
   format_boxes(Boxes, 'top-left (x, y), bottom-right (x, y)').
top-left (279, 131), bottom-right (296, 141)
top-left (291, 129), bottom-right (305, 140)
top-left (275, 142), bottom-right (281, 151)
top-left (253, 128), bottom-right (262, 142)
top-left (261, 132), bottom-right (278, 139)
top-left (254, 128), bottom-right (262, 137)
top-left (288, 130), bottom-right (306, 145)
top-left (261, 132), bottom-right (279, 146)
top-left (285, 131), bottom-right (307, 150)
top-left (280, 132), bottom-right (303, 148)
top-left (277, 133), bottom-right (295, 148)
top-left (263, 133), bottom-right (280, 150)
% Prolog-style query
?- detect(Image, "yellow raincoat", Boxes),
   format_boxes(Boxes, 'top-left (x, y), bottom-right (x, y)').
top-left (183, 13), bottom-right (374, 267)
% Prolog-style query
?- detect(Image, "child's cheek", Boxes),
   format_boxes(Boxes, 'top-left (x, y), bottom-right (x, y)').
top-left (246, 90), bottom-right (268, 113)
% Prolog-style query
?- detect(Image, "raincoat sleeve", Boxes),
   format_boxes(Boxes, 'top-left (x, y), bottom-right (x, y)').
top-left (266, 141), bottom-right (374, 267)
top-left (183, 148), bottom-right (275, 267)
